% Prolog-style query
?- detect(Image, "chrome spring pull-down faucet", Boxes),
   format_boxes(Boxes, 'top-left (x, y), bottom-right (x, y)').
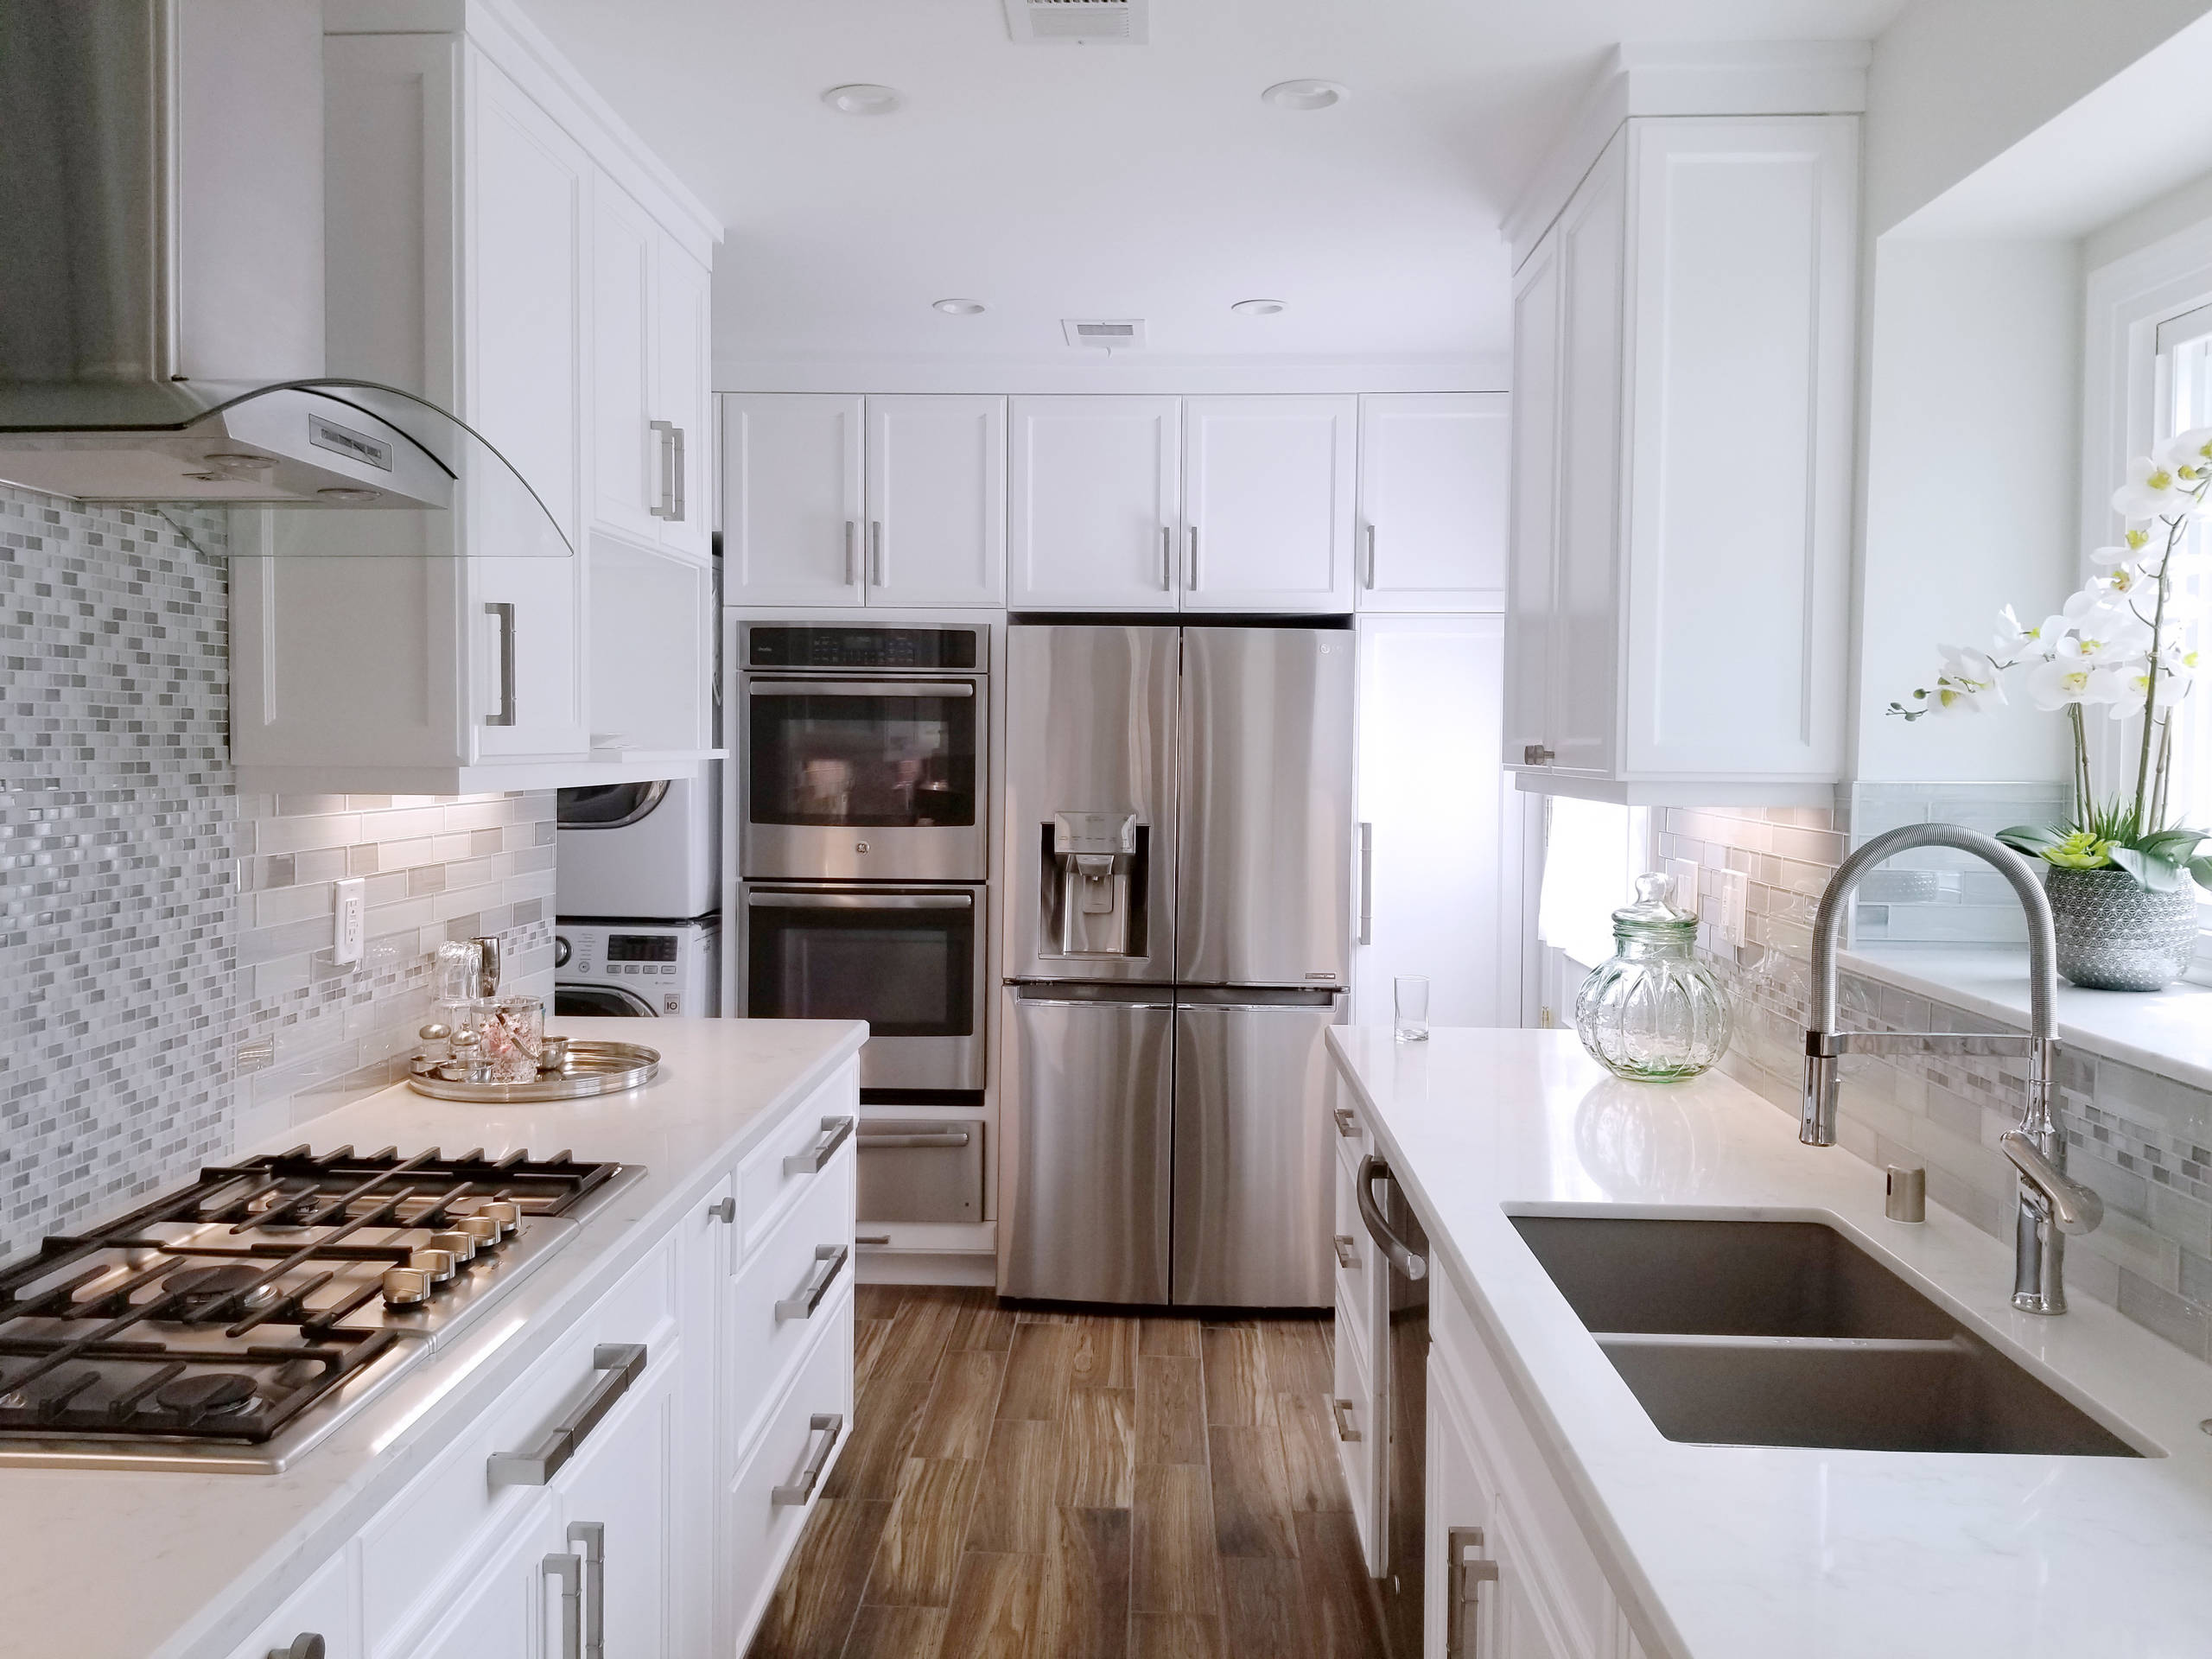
top-left (1802, 823), bottom-right (2102, 1313)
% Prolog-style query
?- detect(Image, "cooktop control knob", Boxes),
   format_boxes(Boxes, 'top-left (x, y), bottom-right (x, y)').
top-left (454, 1215), bottom-right (501, 1251)
top-left (381, 1266), bottom-right (433, 1307)
top-left (480, 1200), bottom-right (521, 1238)
top-left (409, 1247), bottom-right (457, 1285)
top-left (430, 1229), bottom-right (477, 1265)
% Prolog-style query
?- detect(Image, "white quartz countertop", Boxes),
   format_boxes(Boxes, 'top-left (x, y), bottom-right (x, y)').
top-left (1841, 942), bottom-right (2212, 1093)
top-left (0, 1015), bottom-right (865, 1659)
top-left (1329, 1026), bottom-right (2212, 1659)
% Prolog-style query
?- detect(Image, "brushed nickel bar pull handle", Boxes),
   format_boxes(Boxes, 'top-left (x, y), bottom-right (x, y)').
top-left (567, 1522), bottom-right (605, 1659)
top-left (1330, 1396), bottom-right (1360, 1442)
top-left (775, 1243), bottom-right (850, 1319)
top-left (844, 519), bottom-right (858, 586)
top-left (543, 1552), bottom-right (583, 1659)
top-left (784, 1115), bottom-right (856, 1175)
top-left (1363, 523), bottom-right (1377, 589)
top-left (488, 1344), bottom-right (648, 1485)
top-left (1333, 1105), bottom-right (1359, 1139)
top-left (481, 602), bottom-right (517, 728)
top-left (869, 520), bottom-right (884, 587)
top-left (1186, 524), bottom-right (1199, 590)
top-left (773, 1412), bottom-right (844, 1504)
top-left (671, 423), bottom-right (687, 523)
top-left (650, 419), bottom-right (678, 518)
top-left (1357, 822), bottom-right (1373, 945)
top-left (1332, 1233), bottom-right (1360, 1271)
top-left (1448, 1527), bottom-right (1501, 1659)
top-left (1160, 524), bottom-right (1173, 589)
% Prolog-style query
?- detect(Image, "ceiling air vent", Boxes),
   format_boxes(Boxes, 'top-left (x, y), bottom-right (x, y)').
top-left (1063, 319), bottom-right (1147, 351)
top-left (1003, 0), bottom-right (1148, 45)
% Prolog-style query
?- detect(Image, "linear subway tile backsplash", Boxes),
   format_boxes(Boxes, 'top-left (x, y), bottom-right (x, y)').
top-left (1657, 799), bottom-right (2212, 1362)
top-left (1, 480), bottom-right (555, 1263)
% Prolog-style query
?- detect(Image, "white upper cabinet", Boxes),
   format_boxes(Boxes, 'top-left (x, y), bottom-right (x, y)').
top-left (654, 241), bottom-right (715, 562)
top-left (868, 395), bottom-right (1008, 607)
top-left (721, 394), bottom-right (866, 606)
top-left (1007, 395), bottom-right (1182, 611)
top-left (1356, 394), bottom-right (1510, 613)
top-left (1504, 113), bottom-right (1858, 804)
top-left (1183, 395), bottom-right (1357, 613)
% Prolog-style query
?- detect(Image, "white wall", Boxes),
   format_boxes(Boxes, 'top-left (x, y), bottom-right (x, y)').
top-left (1853, 238), bottom-right (2082, 782)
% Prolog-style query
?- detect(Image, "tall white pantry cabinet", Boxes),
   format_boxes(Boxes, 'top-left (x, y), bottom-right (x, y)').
top-left (230, 2), bottom-right (721, 792)
top-left (1504, 114), bottom-right (1859, 804)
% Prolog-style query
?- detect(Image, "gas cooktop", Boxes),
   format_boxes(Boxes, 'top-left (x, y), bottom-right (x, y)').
top-left (0, 1145), bottom-right (641, 1471)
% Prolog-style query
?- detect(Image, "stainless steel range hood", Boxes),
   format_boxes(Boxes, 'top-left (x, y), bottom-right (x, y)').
top-left (0, 1), bottom-right (569, 556)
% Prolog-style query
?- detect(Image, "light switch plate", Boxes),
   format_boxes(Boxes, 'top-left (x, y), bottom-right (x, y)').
top-left (334, 877), bottom-right (366, 966)
top-left (1717, 868), bottom-right (1749, 947)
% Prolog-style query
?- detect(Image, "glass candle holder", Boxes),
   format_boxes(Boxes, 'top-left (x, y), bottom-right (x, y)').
top-left (480, 995), bottom-right (545, 1083)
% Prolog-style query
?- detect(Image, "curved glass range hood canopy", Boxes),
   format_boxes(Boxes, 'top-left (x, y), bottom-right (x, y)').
top-left (0, 2), bottom-right (568, 557)
top-left (0, 378), bottom-right (574, 559)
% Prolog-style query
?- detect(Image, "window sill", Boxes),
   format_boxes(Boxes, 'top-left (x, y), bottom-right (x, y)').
top-left (1838, 944), bottom-right (2212, 1094)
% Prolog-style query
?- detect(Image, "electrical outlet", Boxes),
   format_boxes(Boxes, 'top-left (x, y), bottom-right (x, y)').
top-left (1667, 858), bottom-right (1701, 914)
top-left (334, 877), bottom-right (366, 966)
top-left (1717, 869), bottom-right (1750, 946)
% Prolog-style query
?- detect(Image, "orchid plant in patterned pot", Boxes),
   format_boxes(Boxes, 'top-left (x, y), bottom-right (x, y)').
top-left (1891, 435), bottom-right (2212, 990)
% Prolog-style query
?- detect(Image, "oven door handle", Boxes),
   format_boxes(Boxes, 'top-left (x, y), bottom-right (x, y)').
top-left (857, 1131), bottom-right (972, 1149)
top-left (744, 680), bottom-right (976, 699)
top-left (746, 891), bottom-right (975, 911)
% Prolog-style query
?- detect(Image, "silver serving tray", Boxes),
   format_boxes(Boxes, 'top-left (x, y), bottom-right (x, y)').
top-left (406, 1039), bottom-right (660, 1103)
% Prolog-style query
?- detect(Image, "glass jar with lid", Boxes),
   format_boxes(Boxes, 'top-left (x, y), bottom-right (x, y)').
top-left (1573, 874), bottom-right (1733, 1082)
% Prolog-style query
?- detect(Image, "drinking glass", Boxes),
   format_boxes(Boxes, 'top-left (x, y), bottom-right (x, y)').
top-left (1394, 975), bottom-right (1430, 1043)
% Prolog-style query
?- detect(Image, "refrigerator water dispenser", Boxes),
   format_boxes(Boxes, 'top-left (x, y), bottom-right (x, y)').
top-left (1045, 811), bottom-right (1146, 957)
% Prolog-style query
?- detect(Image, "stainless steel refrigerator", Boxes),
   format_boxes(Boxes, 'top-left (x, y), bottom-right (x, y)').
top-left (998, 623), bottom-right (1354, 1307)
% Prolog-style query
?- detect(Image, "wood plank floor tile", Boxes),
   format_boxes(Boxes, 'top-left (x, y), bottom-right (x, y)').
top-left (938, 1552), bottom-right (1046, 1659)
top-left (1200, 1323), bottom-right (1273, 1427)
top-left (1042, 1506), bottom-right (1131, 1659)
top-left (1274, 1391), bottom-right (1351, 1514)
top-left (874, 1292), bottom-right (974, 1389)
top-left (995, 1321), bottom-right (1074, 1422)
top-left (950, 1298), bottom-right (1018, 1354)
top-left (854, 1285), bottom-right (908, 1323)
top-left (852, 1319), bottom-right (895, 1389)
top-left (1056, 1386), bottom-right (1135, 1508)
top-left (1136, 1354), bottom-right (1206, 1466)
top-left (1207, 1424), bottom-right (1298, 1558)
top-left (911, 1348), bottom-right (1007, 1461)
top-left (744, 1497), bottom-right (891, 1659)
top-left (823, 1371), bottom-right (932, 1502)
top-left (1140, 1316), bottom-right (1200, 1358)
top-left (964, 1418), bottom-right (1062, 1554)
top-left (1224, 1555), bottom-right (1316, 1659)
top-left (1130, 1613), bottom-right (1225, 1659)
top-left (1132, 1462), bottom-right (1224, 1617)
top-left (1010, 1303), bottom-right (1077, 1324)
top-left (1294, 1510), bottom-right (1389, 1659)
top-left (840, 1604), bottom-right (948, 1659)
top-left (1264, 1319), bottom-right (1334, 1397)
top-left (1070, 1314), bottom-right (1135, 1389)
top-left (864, 1459), bottom-right (984, 1608)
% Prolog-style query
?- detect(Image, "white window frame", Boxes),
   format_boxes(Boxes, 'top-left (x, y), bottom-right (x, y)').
top-left (2083, 217), bottom-right (2212, 969)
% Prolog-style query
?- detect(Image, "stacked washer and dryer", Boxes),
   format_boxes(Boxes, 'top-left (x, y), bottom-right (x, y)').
top-left (553, 771), bottom-right (721, 1018)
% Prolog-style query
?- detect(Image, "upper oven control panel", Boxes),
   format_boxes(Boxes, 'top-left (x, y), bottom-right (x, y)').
top-left (744, 624), bottom-right (988, 673)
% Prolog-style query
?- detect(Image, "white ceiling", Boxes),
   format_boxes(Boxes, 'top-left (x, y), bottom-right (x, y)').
top-left (519, 0), bottom-right (1907, 385)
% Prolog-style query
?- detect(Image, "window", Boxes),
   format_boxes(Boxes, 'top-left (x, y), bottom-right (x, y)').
top-left (2151, 304), bottom-right (2212, 849)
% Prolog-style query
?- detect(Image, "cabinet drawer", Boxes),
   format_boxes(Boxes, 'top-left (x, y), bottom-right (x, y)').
top-left (738, 1065), bottom-right (859, 1256)
top-left (220, 1544), bottom-right (359, 1659)
top-left (727, 1285), bottom-right (856, 1646)
top-left (1331, 1156), bottom-right (1374, 1375)
top-left (1330, 1084), bottom-right (1370, 1176)
top-left (361, 1236), bottom-right (677, 1651)
top-left (726, 1141), bottom-right (855, 1459)
top-left (1332, 1310), bottom-right (1379, 1573)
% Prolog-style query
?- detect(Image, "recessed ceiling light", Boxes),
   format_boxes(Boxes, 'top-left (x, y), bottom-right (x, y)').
top-left (1230, 299), bottom-right (1288, 317)
top-left (932, 298), bottom-right (986, 315)
top-left (1261, 79), bottom-right (1347, 111)
top-left (822, 83), bottom-right (901, 116)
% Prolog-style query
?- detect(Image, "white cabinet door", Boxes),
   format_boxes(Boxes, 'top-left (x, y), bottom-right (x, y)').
top-left (1357, 394), bottom-right (1510, 613)
top-left (589, 175), bottom-right (662, 549)
top-left (555, 1355), bottom-right (678, 1659)
top-left (1183, 395), bottom-right (1357, 613)
top-left (1504, 232), bottom-right (1563, 772)
top-left (654, 240), bottom-right (715, 562)
top-left (1007, 395), bottom-right (1181, 610)
top-left (867, 394), bottom-right (1007, 607)
top-left (1548, 130), bottom-right (1628, 779)
top-left (401, 1495), bottom-right (563, 1659)
top-left (1426, 1351), bottom-right (1492, 1659)
top-left (467, 52), bottom-right (588, 760)
top-left (1354, 618), bottom-right (1523, 1030)
top-left (722, 394), bottom-right (866, 607)
top-left (221, 1548), bottom-right (359, 1659)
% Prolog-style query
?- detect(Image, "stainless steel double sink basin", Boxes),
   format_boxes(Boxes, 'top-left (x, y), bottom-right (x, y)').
top-left (1510, 1216), bottom-right (2145, 1457)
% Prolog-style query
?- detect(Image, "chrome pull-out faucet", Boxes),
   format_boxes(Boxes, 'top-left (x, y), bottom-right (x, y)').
top-left (1802, 823), bottom-right (2101, 1313)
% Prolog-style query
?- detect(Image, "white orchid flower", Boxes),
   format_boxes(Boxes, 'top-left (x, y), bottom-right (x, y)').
top-left (2158, 427), bottom-right (2212, 479)
top-left (2113, 454), bottom-right (2193, 520)
top-left (2027, 657), bottom-right (2104, 711)
top-left (1917, 645), bottom-right (2005, 715)
top-left (1993, 604), bottom-right (2055, 658)
top-left (2095, 662), bottom-right (2152, 718)
top-left (2159, 643), bottom-right (2202, 689)
top-left (2092, 526), bottom-right (2158, 566)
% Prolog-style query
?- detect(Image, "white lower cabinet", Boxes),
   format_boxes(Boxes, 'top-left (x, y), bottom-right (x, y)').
top-left (220, 1546), bottom-right (360, 1659)
top-left (550, 1355), bottom-right (679, 1657)
top-left (401, 1497), bottom-right (566, 1659)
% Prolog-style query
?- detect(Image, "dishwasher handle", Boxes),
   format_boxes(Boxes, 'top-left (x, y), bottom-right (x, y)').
top-left (1355, 1154), bottom-right (1426, 1281)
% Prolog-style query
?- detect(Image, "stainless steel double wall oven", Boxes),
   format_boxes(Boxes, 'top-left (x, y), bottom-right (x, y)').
top-left (737, 622), bottom-right (989, 1096)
